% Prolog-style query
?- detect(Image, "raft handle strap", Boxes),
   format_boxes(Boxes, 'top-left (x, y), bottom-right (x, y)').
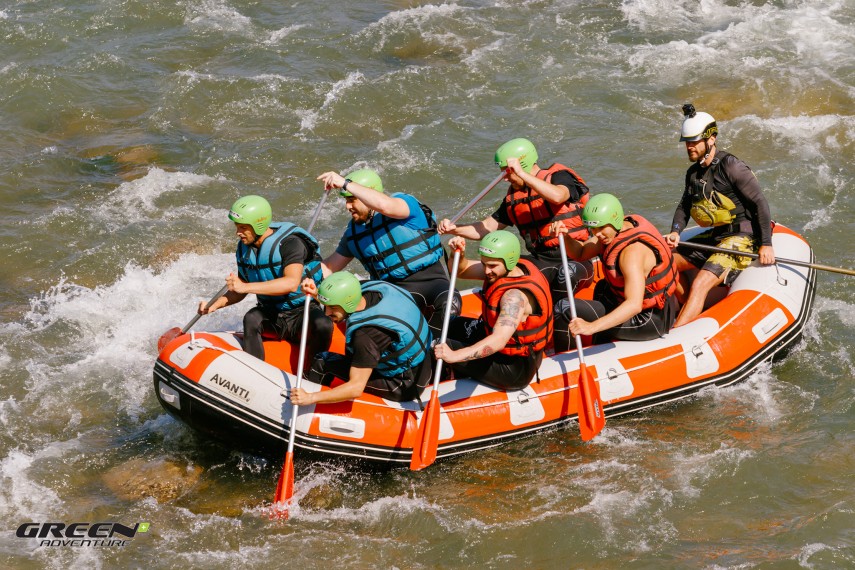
top-left (774, 264), bottom-right (788, 286)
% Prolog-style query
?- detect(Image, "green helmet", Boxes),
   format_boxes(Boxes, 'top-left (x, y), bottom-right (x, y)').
top-left (341, 168), bottom-right (384, 197)
top-left (317, 271), bottom-right (362, 313)
top-left (478, 230), bottom-right (521, 271)
top-left (229, 195), bottom-right (272, 236)
top-left (582, 193), bottom-right (624, 231)
top-left (495, 138), bottom-right (538, 173)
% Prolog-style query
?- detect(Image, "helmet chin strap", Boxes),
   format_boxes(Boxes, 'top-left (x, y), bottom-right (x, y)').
top-left (699, 138), bottom-right (716, 167)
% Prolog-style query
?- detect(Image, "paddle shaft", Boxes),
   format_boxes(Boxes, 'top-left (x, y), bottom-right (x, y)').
top-left (273, 189), bottom-right (333, 507)
top-left (449, 172), bottom-right (506, 225)
top-left (557, 237), bottom-right (586, 364)
top-left (285, 295), bottom-right (312, 457)
top-left (280, 189), bottom-right (333, 458)
top-left (677, 240), bottom-right (855, 276)
top-left (306, 188), bottom-right (332, 234)
top-left (559, 236), bottom-right (605, 440)
top-left (430, 250), bottom-right (461, 388)
top-left (181, 285), bottom-right (228, 333)
top-left (409, 250), bottom-right (460, 470)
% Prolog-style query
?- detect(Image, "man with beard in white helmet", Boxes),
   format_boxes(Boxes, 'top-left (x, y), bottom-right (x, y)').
top-left (665, 103), bottom-right (776, 327)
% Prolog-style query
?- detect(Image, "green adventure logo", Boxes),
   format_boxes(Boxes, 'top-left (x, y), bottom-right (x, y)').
top-left (16, 522), bottom-right (151, 547)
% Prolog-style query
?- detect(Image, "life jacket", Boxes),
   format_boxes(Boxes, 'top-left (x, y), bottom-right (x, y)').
top-left (480, 259), bottom-right (553, 357)
top-left (602, 215), bottom-right (678, 310)
top-left (342, 193), bottom-right (443, 281)
top-left (503, 163), bottom-right (591, 252)
top-left (235, 223), bottom-right (323, 312)
top-left (687, 151), bottom-right (748, 228)
top-left (345, 281), bottom-right (432, 378)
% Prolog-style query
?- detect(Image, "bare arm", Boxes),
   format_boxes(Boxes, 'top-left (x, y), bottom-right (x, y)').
top-left (198, 289), bottom-right (246, 314)
top-left (438, 215), bottom-right (502, 240)
top-left (290, 366), bottom-right (371, 405)
top-left (550, 220), bottom-right (602, 261)
top-left (434, 289), bottom-right (528, 363)
top-left (349, 186), bottom-right (410, 219)
top-left (316, 170), bottom-right (409, 219)
top-left (322, 251), bottom-right (353, 276)
top-left (507, 157), bottom-right (570, 205)
top-left (446, 236), bottom-right (486, 280)
top-left (569, 243), bottom-right (652, 335)
top-left (227, 263), bottom-right (304, 296)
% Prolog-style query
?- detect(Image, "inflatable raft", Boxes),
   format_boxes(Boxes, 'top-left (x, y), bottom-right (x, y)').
top-left (153, 224), bottom-right (816, 465)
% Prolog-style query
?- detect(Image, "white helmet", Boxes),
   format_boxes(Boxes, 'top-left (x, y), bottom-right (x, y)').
top-left (679, 103), bottom-right (717, 142)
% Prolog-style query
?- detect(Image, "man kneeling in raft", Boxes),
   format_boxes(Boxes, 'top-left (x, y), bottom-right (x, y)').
top-left (433, 230), bottom-right (553, 390)
top-left (552, 193), bottom-right (679, 350)
top-left (290, 271), bottom-right (433, 404)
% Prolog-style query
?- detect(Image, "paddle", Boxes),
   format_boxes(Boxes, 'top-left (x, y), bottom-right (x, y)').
top-left (157, 285), bottom-right (229, 351)
top-left (449, 172), bottom-right (506, 225)
top-left (676, 241), bottom-right (855, 276)
top-left (558, 236), bottom-right (605, 441)
top-left (269, 188), bottom-right (332, 518)
top-left (271, 294), bottom-right (312, 518)
top-left (410, 249), bottom-right (461, 471)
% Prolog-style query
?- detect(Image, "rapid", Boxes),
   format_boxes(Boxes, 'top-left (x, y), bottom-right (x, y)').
top-left (0, 0), bottom-right (853, 567)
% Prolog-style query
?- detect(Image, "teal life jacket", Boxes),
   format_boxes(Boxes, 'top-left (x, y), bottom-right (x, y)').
top-left (236, 223), bottom-right (323, 312)
top-left (342, 193), bottom-right (443, 281)
top-left (345, 281), bottom-right (432, 378)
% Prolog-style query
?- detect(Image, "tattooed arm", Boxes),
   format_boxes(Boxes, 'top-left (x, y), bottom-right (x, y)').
top-left (433, 289), bottom-right (529, 364)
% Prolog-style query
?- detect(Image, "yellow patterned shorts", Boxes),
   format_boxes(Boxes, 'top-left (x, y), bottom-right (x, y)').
top-left (678, 232), bottom-right (757, 286)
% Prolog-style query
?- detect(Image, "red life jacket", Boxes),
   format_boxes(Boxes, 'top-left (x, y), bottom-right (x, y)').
top-left (503, 163), bottom-right (591, 251)
top-left (602, 215), bottom-right (678, 310)
top-left (480, 259), bottom-right (554, 357)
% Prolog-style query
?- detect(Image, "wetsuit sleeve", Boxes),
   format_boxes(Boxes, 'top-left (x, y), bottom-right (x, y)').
top-left (723, 156), bottom-right (773, 246)
top-left (549, 170), bottom-right (588, 203)
top-left (349, 326), bottom-right (394, 369)
top-left (670, 172), bottom-right (693, 233)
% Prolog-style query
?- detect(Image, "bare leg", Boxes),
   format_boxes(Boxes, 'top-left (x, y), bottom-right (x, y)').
top-left (673, 268), bottom-right (725, 327)
top-left (672, 252), bottom-right (697, 305)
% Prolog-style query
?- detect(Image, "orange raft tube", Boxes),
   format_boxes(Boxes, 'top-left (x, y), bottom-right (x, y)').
top-left (153, 224), bottom-right (816, 465)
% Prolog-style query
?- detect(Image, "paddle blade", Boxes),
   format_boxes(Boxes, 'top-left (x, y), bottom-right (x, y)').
top-left (577, 363), bottom-right (605, 441)
top-left (271, 451), bottom-right (295, 519)
top-left (157, 327), bottom-right (182, 352)
top-left (409, 391), bottom-right (440, 471)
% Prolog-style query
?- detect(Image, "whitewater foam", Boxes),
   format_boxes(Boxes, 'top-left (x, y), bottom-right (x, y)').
top-left (184, 0), bottom-right (253, 34)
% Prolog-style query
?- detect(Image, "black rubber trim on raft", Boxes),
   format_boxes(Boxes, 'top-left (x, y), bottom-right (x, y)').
top-left (152, 259), bottom-right (816, 465)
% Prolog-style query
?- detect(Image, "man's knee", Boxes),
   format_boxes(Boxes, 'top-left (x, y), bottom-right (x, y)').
top-left (312, 313), bottom-right (334, 338)
top-left (435, 289), bottom-right (462, 318)
top-left (243, 308), bottom-right (265, 333)
top-left (690, 269), bottom-right (724, 294)
top-left (673, 253), bottom-right (696, 273)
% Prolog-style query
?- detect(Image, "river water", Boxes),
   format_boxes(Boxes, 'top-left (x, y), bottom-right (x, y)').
top-left (1, 0), bottom-right (853, 568)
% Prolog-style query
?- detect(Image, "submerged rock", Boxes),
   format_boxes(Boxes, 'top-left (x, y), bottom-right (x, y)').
top-left (301, 483), bottom-right (344, 511)
top-left (103, 458), bottom-right (203, 503)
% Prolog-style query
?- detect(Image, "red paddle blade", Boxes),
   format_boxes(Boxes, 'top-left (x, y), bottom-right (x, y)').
top-left (271, 451), bottom-right (295, 519)
top-left (409, 391), bottom-right (440, 471)
top-left (577, 363), bottom-right (605, 441)
top-left (157, 327), bottom-right (182, 352)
